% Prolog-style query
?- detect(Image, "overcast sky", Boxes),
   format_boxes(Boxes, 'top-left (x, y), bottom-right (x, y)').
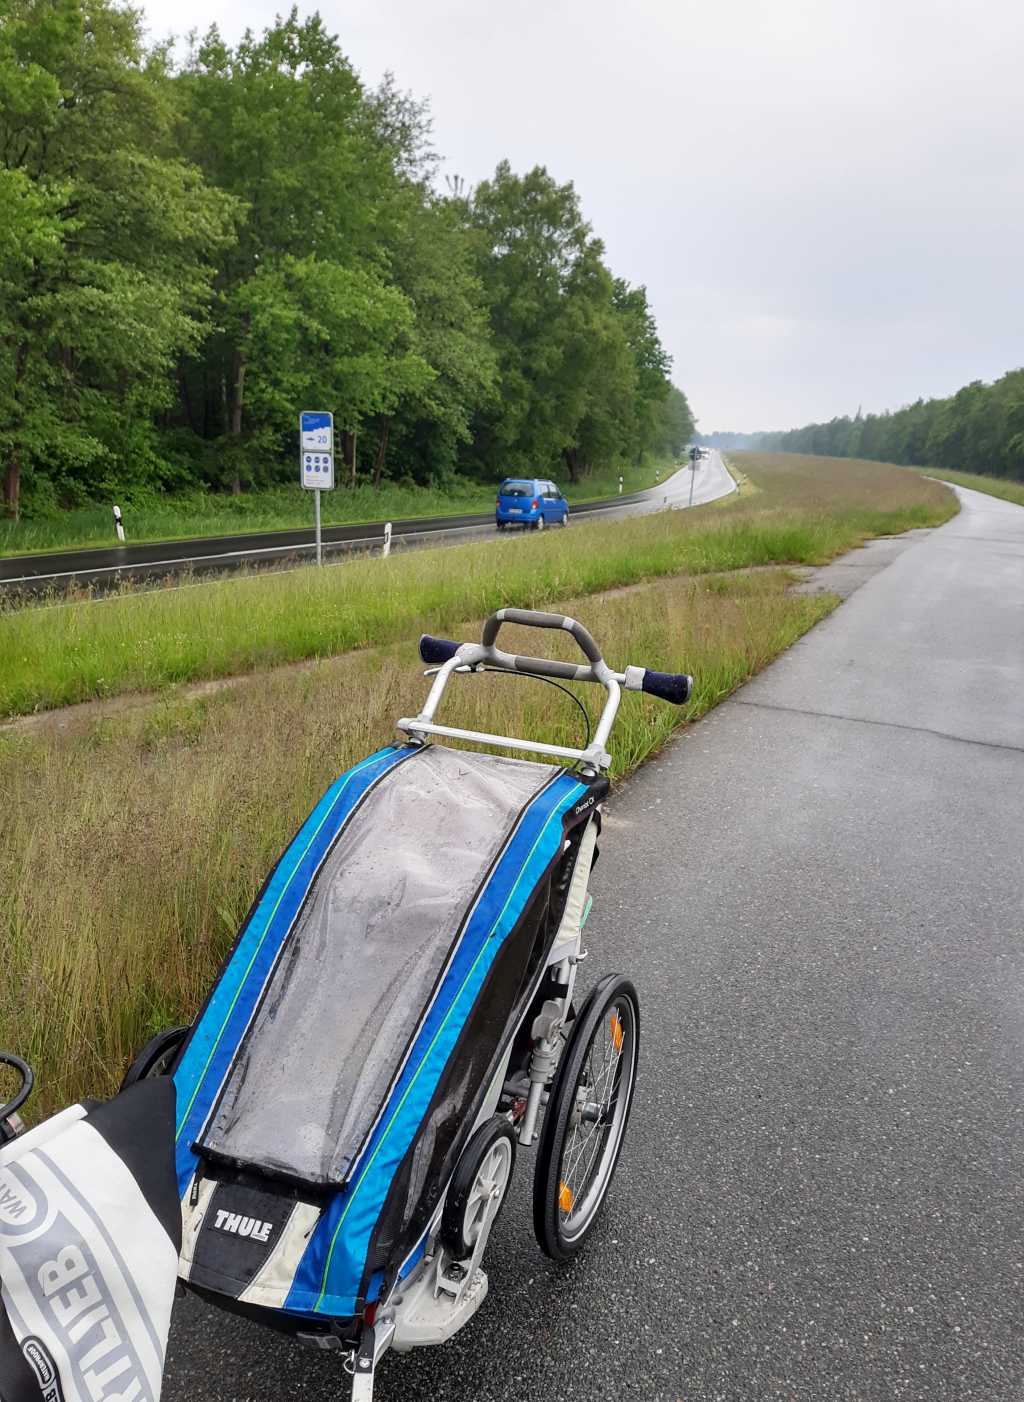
top-left (141, 0), bottom-right (1024, 431)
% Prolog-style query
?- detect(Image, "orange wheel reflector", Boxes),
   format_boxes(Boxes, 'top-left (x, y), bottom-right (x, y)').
top-left (559, 1181), bottom-right (574, 1212)
top-left (610, 1012), bottom-right (623, 1052)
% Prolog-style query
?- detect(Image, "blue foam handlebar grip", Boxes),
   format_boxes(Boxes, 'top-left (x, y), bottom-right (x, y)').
top-left (641, 669), bottom-right (692, 705)
top-left (419, 634), bottom-right (461, 665)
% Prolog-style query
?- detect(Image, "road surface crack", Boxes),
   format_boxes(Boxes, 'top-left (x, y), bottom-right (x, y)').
top-left (733, 697), bottom-right (1024, 756)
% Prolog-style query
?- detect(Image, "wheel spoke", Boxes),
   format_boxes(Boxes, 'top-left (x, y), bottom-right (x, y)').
top-left (556, 998), bottom-right (633, 1231)
top-left (560, 1060), bottom-right (613, 1211)
top-left (573, 1124), bottom-right (607, 1206)
top-left (559, 1128), bottom-right (590, 1195)
top-left (588, 1024), bottom-right (619, 1111)
top-left (561, 1122), bottom-right (597, 1193)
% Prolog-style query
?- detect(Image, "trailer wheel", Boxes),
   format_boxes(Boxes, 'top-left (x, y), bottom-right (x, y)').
top-left (120, 1026), bottom-right (189, 1090)
top-left (441, 1115), bottom-right (517, 1260)
top-left (532, 975), bottom-right (639, 1260)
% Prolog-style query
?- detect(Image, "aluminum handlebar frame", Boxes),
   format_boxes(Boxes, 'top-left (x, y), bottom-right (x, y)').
top-left (397, 608), bottom-right (625, 774)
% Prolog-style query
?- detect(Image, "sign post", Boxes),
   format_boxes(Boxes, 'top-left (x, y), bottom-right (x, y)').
top-left (300, 411), bottom-right (335, 566)
top-left (688, 445), bottom-right (699, 509)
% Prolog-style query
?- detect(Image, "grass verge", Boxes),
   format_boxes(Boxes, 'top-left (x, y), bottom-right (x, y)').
top-left (914, 467), bottom-right (1024, 508)
top-left (713, 455), bottom-right (757, 503)
top-left (0, 458), bottom-right (675, 557)
top-left (0, 453), bottom-right (958, 1115)
top-left (0, 454), bottom-right (954, 719)
top-left (0, 569), bottom-right (835, 1117)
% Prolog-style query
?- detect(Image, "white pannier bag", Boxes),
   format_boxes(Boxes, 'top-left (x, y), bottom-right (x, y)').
top-left (0, 1079), bottom-right (180, 1402)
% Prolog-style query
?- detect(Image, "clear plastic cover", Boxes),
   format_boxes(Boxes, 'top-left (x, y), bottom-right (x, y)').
top-left (199, 745), bottom-right (557, 1185)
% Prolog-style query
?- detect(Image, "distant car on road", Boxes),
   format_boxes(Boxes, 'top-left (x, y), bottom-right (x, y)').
top-left (495, 478), bottom-right (569, 531)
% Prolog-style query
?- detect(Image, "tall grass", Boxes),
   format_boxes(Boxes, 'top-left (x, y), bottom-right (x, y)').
top-left (0, 454), bottom-right (955, 718)
top-left (0, 570), bottom-right (833, 1117)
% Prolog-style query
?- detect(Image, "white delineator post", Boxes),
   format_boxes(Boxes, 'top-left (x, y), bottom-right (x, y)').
top-left (112, 504), bottom-right (125, 543)
top-left (618, 474), bottom-right (623, 495)
top-left (383, 521), bottom-right (392, 559)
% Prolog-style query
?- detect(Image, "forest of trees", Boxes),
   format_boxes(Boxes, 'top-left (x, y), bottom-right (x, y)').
top-left (0, 0), bottom-right (694, 520)
top-left (756, 368), bottom-right (1024, 482)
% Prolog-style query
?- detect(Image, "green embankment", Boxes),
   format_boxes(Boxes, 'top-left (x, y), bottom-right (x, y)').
top-left (0, 455), bottom-right (955, 719)
top-left (915, 467), bottom-right (1024, 508)
top-left (0, 454), bottom-right (958, 1116)
top-left (0, 459), bottom-right (672, 558)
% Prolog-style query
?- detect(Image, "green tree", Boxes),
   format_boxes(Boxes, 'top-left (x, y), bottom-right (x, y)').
top-left (176, 9), bottom-right (405, 488)
top-left (467, 161), bottom-right (664, 483)
top-left (612, 280), bottom-right (672, 460)
top-left (233, 254), bottom-right (433, 482)
top-left (378, 192), bottom-right (497, 486)
top-left (0, 0), bottom-right (236, 517)
top-left (652, 385), bottom-right (696, 458)
top-left (556, 262), bottom-right (637, 481)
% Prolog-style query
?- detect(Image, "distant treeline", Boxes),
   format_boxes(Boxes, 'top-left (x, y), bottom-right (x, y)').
top-left (745, 368), bottom-right (1024, 482)
top-left (0, 1), bottom-right (693, 519)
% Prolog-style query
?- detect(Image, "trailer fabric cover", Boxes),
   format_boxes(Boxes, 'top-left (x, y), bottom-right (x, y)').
top-left (285, 766), bottom-right (589, 1318)
top-left (173, 744), bottom-right (417, 1196)
top-left (173, 742), bottom-right (592, 1320)
top-left (199, 745), bottom-right (558, 1186)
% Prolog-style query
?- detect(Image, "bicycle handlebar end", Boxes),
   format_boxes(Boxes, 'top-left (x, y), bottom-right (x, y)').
top-left (639, 668), bottom-right (693, 705)
top-left (419, 634), bottom-right (461, 666)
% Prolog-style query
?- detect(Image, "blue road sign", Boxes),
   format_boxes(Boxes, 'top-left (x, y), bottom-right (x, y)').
top-left (300, 411), bottom-right (334, 490)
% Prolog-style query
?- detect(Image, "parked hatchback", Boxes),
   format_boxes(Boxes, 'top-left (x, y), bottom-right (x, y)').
top-left (495, 478), bottom-right (569, 530)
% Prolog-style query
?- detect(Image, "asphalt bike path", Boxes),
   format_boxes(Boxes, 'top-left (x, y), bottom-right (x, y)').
top-left (0, 454), bottom-right (734, 593)
top-left (164, 476), bottom-right (1024, 1402)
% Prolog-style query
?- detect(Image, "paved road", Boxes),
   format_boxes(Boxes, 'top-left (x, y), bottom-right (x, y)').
top-left (0, 454), bottom-right (734, 594)
top-left (164, 480), bottom-right (1022, 1401)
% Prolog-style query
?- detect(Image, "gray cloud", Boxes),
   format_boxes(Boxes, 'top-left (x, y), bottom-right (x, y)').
top-left (144, 0), bottom-right (1024, 429)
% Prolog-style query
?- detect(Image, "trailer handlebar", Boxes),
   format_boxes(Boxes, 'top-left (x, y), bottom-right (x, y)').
top-left (418, 626), bottom-right (692, 705)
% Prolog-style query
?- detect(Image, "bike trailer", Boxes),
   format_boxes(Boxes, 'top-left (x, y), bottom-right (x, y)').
top-left (172, 739), bottom-right (606, 1331)
top-left (4, 607), bottom-right (693, 1401)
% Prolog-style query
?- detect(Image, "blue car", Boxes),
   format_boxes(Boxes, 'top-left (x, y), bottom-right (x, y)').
top-left (495, 477), bottom-right (570, 531)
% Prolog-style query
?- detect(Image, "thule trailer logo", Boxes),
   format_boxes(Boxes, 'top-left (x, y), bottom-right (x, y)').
top-left (213, 1210), bottom-right (273, 1243)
